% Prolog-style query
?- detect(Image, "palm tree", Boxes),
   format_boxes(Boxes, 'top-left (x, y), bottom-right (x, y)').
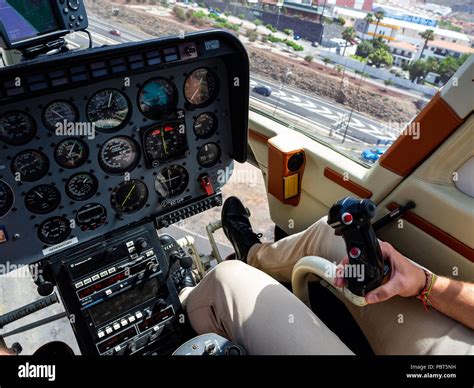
top-left (419, 29), bottom-right (435, 60)
top-left (364, 12), bottom-right (374, 35)
top-left (373, 11), bottom-right (385, 39)
top-left (341, 27), bottom-right (356, 56)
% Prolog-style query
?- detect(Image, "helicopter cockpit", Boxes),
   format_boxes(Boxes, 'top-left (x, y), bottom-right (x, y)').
top-left (0, 0), bottom-right (472, 365)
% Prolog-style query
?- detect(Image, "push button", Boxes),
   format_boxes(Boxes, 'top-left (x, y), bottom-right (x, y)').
top-left (341, 212), bottom-right (353, 225)
top-left (349, 247), bottom-right (361, 259)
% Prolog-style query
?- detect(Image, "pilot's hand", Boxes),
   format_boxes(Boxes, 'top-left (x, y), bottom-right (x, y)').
top-left (334, 241), bottom-right (426, 304)
top-left (0, 347), bottom-right (16, 356)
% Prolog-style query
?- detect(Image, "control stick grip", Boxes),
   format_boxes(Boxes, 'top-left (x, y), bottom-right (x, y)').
top-left (0, 293), bottom-right (59, 330)
top-left (328, 197), bottom-right (389, 297)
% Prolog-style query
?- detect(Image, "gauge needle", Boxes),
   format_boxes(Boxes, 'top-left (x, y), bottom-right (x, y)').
top-left (51, 109), bottom-right (64, 119)
top-left (161, 130), bottom-right (168, 154)
top-left (121, 184), bottom-right (136, 207)
top-left (108, 93), bottom-right (113, 108)
top-left (68, 141), bottom-right (77, 157)
top-left (35, 190), bottom-right (43, 199)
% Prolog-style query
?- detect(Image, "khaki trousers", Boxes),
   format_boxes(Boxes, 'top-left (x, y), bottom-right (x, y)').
top-left (181, 217), bottom-right (474, 355)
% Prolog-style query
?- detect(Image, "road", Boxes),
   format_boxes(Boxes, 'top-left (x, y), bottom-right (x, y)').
top-left (69, 16), bottom-right (397, 145)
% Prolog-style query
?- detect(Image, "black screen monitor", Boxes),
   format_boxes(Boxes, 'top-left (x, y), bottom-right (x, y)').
top-left (0, 0), bottom-right (59, 44)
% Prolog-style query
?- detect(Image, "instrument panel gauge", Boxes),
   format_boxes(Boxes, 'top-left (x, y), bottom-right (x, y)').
top-left (42, 101), bottom-right (79, 132)
top-left (110, 180), bottom-right (148, 214)
top-left (99, 136), bottom-right (140, 174)
top-left (54, 138), bottom-right (89, 169)
top-left (194, 112), bottom-right (218, 139)
top-left (11, 150), bottom-right (50, 182)
top-left (184, 68), bottom-right (219, 107)
top-left (76, 203), bottom-right (107, 231)
top-left (142, 122), bottom-right (188, 167)
top-left (138, 78), bottom-right (177, 120)
top-left (86, 89), bottom-right (130, 132)
top-left (0, 111), bottom-right (37, 146)
top-left (25, 185), bottom-right (61, 215)
top-left (38, 216), bottom-right (71, 245)
top-left (65, 172), bottom-right (99, 201)
top-left (0, 180), bottom-right (14, 218)
top-left (197, 142), bottom-right (221, 167)
top-left (155, 165), bottom-right (189, 199)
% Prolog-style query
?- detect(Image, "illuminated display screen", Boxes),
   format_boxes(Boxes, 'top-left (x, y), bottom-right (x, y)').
top-left (88, 278), bottom-right (161, 327)
top-left (0, 0), bottom-right (59, 43)
top-left (77, 271), bottom-right (127, 300)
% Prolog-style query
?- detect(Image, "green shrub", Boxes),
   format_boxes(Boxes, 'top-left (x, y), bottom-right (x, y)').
top-left (254, 18), bottom-right (262, 26)
top-left (224, 11), bottom-right (230, 17)
top-left (304, 55), bottom-right (314, 63)
top-left (238, 13), bottom-right (245, 20)
top-left (173, 6), bottom-right (187, 21)
top-left (261, 35), bottom-right (268, 43)
top-left (384, 79), bottom-right (394, 86)
top-left (283, 28), bottom-right (293, 36)
top-left (266, 24), bottom-right (277, 32)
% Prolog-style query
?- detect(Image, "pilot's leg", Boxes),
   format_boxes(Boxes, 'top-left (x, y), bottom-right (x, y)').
top-left (247, 216), bottom-right (474, 355)
top-left (179, 260), bottom-right (353, 355)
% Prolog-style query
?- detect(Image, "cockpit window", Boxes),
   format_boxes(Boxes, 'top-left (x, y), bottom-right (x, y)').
top-left (81, 1), bottom-right (472, 167)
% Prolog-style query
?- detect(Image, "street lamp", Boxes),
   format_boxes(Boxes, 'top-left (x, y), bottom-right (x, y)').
top-left (276, 3), bottom-right (283, 30)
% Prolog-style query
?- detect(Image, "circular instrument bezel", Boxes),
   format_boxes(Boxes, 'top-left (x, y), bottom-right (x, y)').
top-left (0, 110), bottom-right (37, 146)
top-left (25, 184), bottom-right (61, 215)
top-left (11, 149), bottom-right (50, 182)
top-left (42, 100), bottom-right (79, 133)
top-left (65, 172), bottom-right (99, 201)
top-left (110, 179), bottom-right (149, 214)
top-left (197, 142), bottom-right (221, 168)
top-left (193, 112), bottom-right (218, 139)
top-left (98, 136), bottom-right (141, 175)
top-left (54, 137), bottom-right (89, 169)
top-left (154, 165), bottom-right (189, 199)
top-left (0, 180), bottom-right (15, 219)
top-left (184, 67), bottom-right (220, 108)
top-left (86, 88), bottom-right (131, 132)
top-left (37, 216), bottom-right (71, 245)
top-left (137, 77), bottom-right (178, 120)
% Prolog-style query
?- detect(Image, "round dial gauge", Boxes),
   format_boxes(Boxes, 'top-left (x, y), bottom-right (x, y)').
top-left (0, 180), bottom-right (14, 218)
top-left (99, 136), bottom-right (140, 174)
top-left (65, 172), bottom-right (98, 201)
top-left (38, 216), bottom-right (71, 245)
top-left (42, 101), bottom-right (79, 132)
top-left (25, 184), bottom-right (61, 215)
top-left (155, 165), bottom-right (189, 199)
top-left (110, 180), bottom-right (148, 214)
top-left (11, 150), bottom-right (50, 182)
top-left (86, 89), bottom-right (130, 132)
top-left (138, 78), bottom-right (177, 120)
top-left (0, 111), bottom-right (37, 146)
top-left (54, 138), bottom-right (89, 169)
top-left (184, 68), bottom-right (219, 107)
top-left (194, 112), bottom-right (218, 138)
top-left (143, 123), bottom-right (187, 166)
top-left (197, 142), bottom-right (221, 167)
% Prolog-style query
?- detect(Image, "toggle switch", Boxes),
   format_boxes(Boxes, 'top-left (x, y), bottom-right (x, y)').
top-left (199, 174), bottom-right (214, 196)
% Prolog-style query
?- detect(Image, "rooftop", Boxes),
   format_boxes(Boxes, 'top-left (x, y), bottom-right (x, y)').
top-left (429, 40), bottom-right (474, 54)
top-left (389, 41), bottom-right (418, 52)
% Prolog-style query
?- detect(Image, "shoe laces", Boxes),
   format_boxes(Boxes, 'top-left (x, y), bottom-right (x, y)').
top-left (234, 221), bottom-right (263, 242)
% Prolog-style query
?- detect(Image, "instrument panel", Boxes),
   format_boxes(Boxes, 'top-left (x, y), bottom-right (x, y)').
top-left (0, 31), bottom-right (249, 266)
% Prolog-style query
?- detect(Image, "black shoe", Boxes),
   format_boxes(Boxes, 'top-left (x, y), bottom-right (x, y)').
top-left (172, 266), bottom-right (196, 294)
top-left (221, 196), bottom-right (262, 262)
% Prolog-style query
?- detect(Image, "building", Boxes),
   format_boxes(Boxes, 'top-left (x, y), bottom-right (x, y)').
top-left (372, 3), bottom-right (437, 27)
top-left (388, 41), bottom-right (417, 67)
top-left (421, 40), bottom-right (474, 61)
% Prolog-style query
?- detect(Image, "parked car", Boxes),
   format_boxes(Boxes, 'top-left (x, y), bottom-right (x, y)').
top-left (252, 85), bottom-right (272, 97)
top-left (109, 29), bottom-right (121, 37)
top-left (311, 41), bottom-right (319, 47)
top-left (361, 147), bottom-right (386, 163)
